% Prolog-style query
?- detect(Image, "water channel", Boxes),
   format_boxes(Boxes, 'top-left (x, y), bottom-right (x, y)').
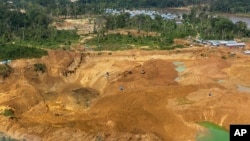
top-left (224, 14), bottom-right (250, 29)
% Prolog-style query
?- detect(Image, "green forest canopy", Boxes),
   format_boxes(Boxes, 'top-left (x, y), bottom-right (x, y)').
top-left (0, 0), bottom-right (249, 54)
top-left (0, 44), bottom-right (48, 61)
top-left (4, 0), bottom-right (250, 14)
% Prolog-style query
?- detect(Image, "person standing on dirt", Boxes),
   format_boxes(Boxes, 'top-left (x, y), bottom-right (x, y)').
top-left (105, 72), bottom-right (109, 79)
top-left (119, 86), bottom-right (124, 91)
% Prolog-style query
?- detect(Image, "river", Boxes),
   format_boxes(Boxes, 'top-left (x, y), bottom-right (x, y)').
top-left (163, 8), bottom-right (250, 29)
top-left (221, 14), bottom-right (250, 29)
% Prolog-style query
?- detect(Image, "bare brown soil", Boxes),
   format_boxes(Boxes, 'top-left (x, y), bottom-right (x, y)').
top-left (52, 19), bottom-right (95, 35)
top-left (107, 29), bottom-right (160, 37)
top-left (1, 45), bottom-right (250, 141)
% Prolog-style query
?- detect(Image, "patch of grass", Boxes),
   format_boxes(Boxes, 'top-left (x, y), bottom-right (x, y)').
top-left (19, 30), bottom-right (79, 49)
top-left (176, 50), bottom-right (181, 53)
top-left (159, 45), bottom-right (175, 50)
top-left (97, 52), bottom-right (103, 55)
top-left (1, 109), bottom-right (15, 117)
top-left (86, 34), bottom-right (175, 51)
top-left (173, 44), bottom-right (184, 49)
top-left (0, 64), bottom-right (12, 79)
top-left (221, 55), bottom-right (227, 59)
top-left (0, 44), bottom-right (47, 60)
top-left (201, 53), bottom-right (207, 57)
top-left (93, 43), bottom-right (134, 51)
top-left (176, 97), bottom-right (193, 105)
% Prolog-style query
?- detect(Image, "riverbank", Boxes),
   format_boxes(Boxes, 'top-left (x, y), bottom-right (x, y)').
top-left (163, 7), bottom-right (250, 29)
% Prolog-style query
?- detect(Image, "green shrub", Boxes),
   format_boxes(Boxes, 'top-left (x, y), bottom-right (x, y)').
top-left (221, 56), bottom-right (227, 59)
top-left (173, 44), bottom-right (184, 48)
top-left (176, 50), bottom-right (181, 53)
top-left (0, 65), bottom-right (12, 78)
top-left (86, 34), bottom-right (173, 51)
top-left (97, 52), bottom-right (102, 55)
top-left (201, 53), bottom-right (206, 57)
top-left (34, 63), bottom-right (46, 73)
top-left (0, 44), bottom-right (47, 60)
top-left (2, 109), bottom-right (15, 117)
top-left (176, 97), bottom-right (193, 105)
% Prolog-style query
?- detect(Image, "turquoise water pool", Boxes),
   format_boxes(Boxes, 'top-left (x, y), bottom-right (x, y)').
top-left (197, 122), bottom-right (229, 141)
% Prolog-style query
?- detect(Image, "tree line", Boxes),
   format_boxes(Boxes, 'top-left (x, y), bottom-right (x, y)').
top-left (184, 8), bottom-right (250, 39)
top-left (85, 8), bottom-right (250, 51)
top-left (86, 13), bottom-right (195, 50)
top-left (1, 0), bottom-right (249, 53)
top-left (210, 0), bottom-right (250, 13)
top-left (0, 1), bottom-right (79, 47)
top-left (8, 0), bottom-right (249, 14)
top-left (0, 44), bottom-right (47, 61)
top-left (113, 8), bottom-right (250, 40)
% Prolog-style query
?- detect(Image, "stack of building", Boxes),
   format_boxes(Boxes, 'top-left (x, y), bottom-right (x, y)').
top-left (105, 9), bottom-right (181, 22)
top-left (196, 39), bottom-right (246, 48)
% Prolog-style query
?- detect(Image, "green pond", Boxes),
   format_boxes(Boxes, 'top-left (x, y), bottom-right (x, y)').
top-left (196, 122), bottom-right (229, 141)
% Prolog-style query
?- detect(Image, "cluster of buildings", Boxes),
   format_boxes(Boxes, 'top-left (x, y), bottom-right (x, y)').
top-left (0, 60), bottom-right (11, 65)
top-left (195, 39), bottom-right (246, 48)
top-left (105, 9), bottom-right (182, 21)
top-left (195, 39), bottom-right (250, 55)
top-left (244, 50), bottom-right (250, 55)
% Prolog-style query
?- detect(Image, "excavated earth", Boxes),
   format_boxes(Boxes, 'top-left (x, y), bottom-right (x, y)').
top-left (1, 46), bottom-right (250, 141)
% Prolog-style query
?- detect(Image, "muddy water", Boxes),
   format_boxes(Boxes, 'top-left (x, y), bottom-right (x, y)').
top-left (237, 85), bottom-right (250, 93)
top-left (0, 132), bottom-right (18, 141)
top-left (196, 122), bottom-right (229, 141)
top-left (173, 62), bottom-right (185, 81)
top-left (173, 62), bottom-right (186, 73)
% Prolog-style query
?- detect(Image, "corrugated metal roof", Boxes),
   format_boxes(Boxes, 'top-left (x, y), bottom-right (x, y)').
top-left (105, 9), bottom-right (179, 20)
top-left (244, 50), bottom-right (250, 54)
top-left (226, 43), bottom-right (246, 46)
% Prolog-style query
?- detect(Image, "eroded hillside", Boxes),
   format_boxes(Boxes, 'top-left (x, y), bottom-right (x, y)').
top-left (1, 47), bottom-right (250, 141)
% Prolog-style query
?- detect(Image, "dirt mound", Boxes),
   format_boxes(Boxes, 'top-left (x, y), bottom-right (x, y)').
top-left (1, 46), bottom-right (250, 141)
top-left (225, 59), bottom-right (250, 86)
